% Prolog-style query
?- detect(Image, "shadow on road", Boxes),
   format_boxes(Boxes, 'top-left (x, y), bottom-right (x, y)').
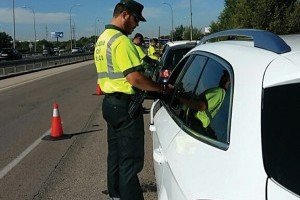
top-left (41, 129), bottom-right (102, 141)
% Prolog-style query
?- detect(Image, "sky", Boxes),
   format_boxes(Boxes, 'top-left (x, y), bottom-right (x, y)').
top-left (0, 0), bottom-right (224, 42)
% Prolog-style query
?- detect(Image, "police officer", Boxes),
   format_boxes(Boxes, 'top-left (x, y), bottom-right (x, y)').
top-left (94, 0), bottom-right (171, 199)
top-left (133, 33), bottom-right (147, 62)
top-left (133, 33), bottom-right (157, 77)
top-left (147, 38), bottom-right (160, 61)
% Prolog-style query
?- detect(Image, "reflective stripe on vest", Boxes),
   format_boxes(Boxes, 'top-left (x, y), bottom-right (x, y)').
top-left (97, 32), bottom-right (124, 79)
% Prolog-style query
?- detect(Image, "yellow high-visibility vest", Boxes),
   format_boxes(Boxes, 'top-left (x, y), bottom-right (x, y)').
top-left (134, 44), bottom-right (146, 61)
top-left (195, 87), bottom-right (226, 128)
top-left (94, 25), bottom-right (142, 94)
top-left (148, 45), bottom-right (159, 60)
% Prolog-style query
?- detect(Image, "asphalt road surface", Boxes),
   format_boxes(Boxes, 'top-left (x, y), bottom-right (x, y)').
top-left (0, 61), bottom-right (157, 200)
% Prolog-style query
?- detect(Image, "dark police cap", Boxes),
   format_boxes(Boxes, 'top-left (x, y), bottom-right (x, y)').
top-left (119, 0), bottom-right (146, 22)
top-left (134, 33), bottom-right (144, 42)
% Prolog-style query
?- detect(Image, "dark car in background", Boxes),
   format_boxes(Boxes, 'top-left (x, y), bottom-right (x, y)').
top-left (0, 48), bottom-right (22, 61)
top-left (42, 47), bottom-right (55, 56)
top-left (155, 41), bottom-right (198, 83)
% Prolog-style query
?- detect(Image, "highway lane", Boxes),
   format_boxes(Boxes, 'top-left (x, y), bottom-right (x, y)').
top-left (0, 61), bottom-right (157, 199)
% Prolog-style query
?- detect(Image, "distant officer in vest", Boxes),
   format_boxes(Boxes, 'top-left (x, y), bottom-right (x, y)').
top-left (147, 38), bottom-right (160, 61)
top-left (94, 0), bottom-right (171, 200)
top-left (133, 33), bottom-right (147, 62)
top-left (133, 33), bottom-right (157, 77)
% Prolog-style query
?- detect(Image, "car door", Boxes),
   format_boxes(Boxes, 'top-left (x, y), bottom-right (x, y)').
top-left (152, 104), bottom-right (181, 196)
top-left (152, 54), bottom-right (211, 199)
top-left (151, 55), bottom-right (196, 196)
top-left (159, 53), bottom-right (233, 199)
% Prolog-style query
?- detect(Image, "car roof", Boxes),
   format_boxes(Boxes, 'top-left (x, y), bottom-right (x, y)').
top-left (264, 51), bottom-right (300, 87)
top-left (280, 34), bottom-right (300, 51)
top-left (192, 41), bottom-right (278, 73)
top-left (190, 29), bottom-right (300, 90)
top-left (1, 48), bottom-right (15, 53)
top-left (166, 43), bottom-right (197, 51)
top-left (199, 29), bottom-right (291, 54)
top-left (1, 48), bottom-right (13, 51)
top-left (165, 40), bottom-right (198, 48)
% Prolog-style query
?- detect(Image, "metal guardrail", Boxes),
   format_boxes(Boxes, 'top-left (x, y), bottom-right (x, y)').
top-left (0, 53), bottom-right (93, 79)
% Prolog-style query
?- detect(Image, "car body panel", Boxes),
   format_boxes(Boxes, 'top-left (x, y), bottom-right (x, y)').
top-left (150, 99), bottom-right (161, 126)
top-left (280, 34), bottom-right (300, 51)
top-left (153, 106), bottom-right (182, 151)
top-left (164, 127), bottom-right (267, 199)
top-left (268, 180), bottom-right (300, 200)
top-left (152, 106), bottom-right (181, 194)
top-left (263, 52), bottom-right (300, 88)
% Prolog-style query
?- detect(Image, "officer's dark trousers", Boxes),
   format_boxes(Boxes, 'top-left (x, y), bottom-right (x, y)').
top-left (102, 94), bottom-right (145, 200)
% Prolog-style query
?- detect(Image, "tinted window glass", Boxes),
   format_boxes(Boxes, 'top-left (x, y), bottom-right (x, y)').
top-left (167, 55), bottom-right (191, 86)
top-left (162, 48), bottom-right (193, 70)
top-left (170, 55), bottom-right (207, 122)
top-left (262, 84), bottom-right (300, 196)
top-left (187, 58), bottom-right (231, 143)
top-left (160, 45), bottom-right (169, 58)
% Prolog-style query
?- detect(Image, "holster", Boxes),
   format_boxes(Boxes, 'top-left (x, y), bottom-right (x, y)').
top-left (128, 91), bottom-right (147, 118)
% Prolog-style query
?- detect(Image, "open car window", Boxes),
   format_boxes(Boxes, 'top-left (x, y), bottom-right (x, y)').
top-left (166, 52), bottom-right (233, 149)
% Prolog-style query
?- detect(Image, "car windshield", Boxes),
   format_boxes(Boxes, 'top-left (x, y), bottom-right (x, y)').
top-left (262, 83), bottom-right (300, 196)
top-left (2, 48), bottom-right (13, 53)
top-left (160, 47), bottom-right (193, 70)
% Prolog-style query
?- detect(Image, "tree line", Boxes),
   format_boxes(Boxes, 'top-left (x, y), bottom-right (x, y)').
top-left (210, 0), bottom-right (300, 34)
top-left (0, 31), bottom-right (97, 53)
top-left (172, 0), bottom-right (300, 40)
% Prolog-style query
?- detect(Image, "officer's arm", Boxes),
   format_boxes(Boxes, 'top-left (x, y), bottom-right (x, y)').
top-left (142, 55), bottom-right (153, 64)
top-left (126, 71), bottom-right (164, 93)
top-left (153, 51), bottom-right (161, 57)
top-left (142, 55), bottom-right (158, 66)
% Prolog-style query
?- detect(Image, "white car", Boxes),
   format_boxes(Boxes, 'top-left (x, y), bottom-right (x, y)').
top-left (150, 29), bottom-right (300, 200)
top-left (71, 47), bottom-right (83, 54)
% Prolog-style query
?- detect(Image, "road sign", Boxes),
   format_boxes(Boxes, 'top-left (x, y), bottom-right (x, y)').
top-left (51, 32), bottom-right (64, 38)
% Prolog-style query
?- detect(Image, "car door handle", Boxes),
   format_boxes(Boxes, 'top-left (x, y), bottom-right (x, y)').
top-left (153, 148), bottom-right (166, 164)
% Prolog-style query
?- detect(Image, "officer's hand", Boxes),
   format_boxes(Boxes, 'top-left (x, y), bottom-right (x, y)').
top-left (161, 84), bottom-right (173, 95)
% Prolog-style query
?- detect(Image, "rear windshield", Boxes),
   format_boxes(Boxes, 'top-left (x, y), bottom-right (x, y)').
top-left (161, 47), bottom-right (193, 70)
top-left (1, 49), bottom-right (13, 53)
top-left (262, 83), bottom-right (300, 196)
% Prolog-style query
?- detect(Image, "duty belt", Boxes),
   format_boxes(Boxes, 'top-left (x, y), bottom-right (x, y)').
top-left (105, 92), bottom-right (133, 107)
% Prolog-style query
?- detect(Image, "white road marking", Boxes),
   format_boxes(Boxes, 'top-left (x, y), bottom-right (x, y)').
top-left (0, 129), bottom-right (51, 180)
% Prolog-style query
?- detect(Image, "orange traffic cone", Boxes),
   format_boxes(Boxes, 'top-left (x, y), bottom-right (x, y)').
top-left (51, 103), bottom-right (63, 138)
top-left (95, 83), bottom-right (104, 95)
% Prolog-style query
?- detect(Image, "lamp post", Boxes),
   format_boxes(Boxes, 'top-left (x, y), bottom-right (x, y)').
top-left (12, 0), bottom-right (16, 48)
top-left (69, 4), bottom-right (80, 51)
top-left (94, 18), bottom-right (100, 44)
top-left (190, 0), bottom-right (193, 40)
top-left (22, 6), bottom-right (36, 53)
top-left (162, 2), bottom-right (173, 42)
